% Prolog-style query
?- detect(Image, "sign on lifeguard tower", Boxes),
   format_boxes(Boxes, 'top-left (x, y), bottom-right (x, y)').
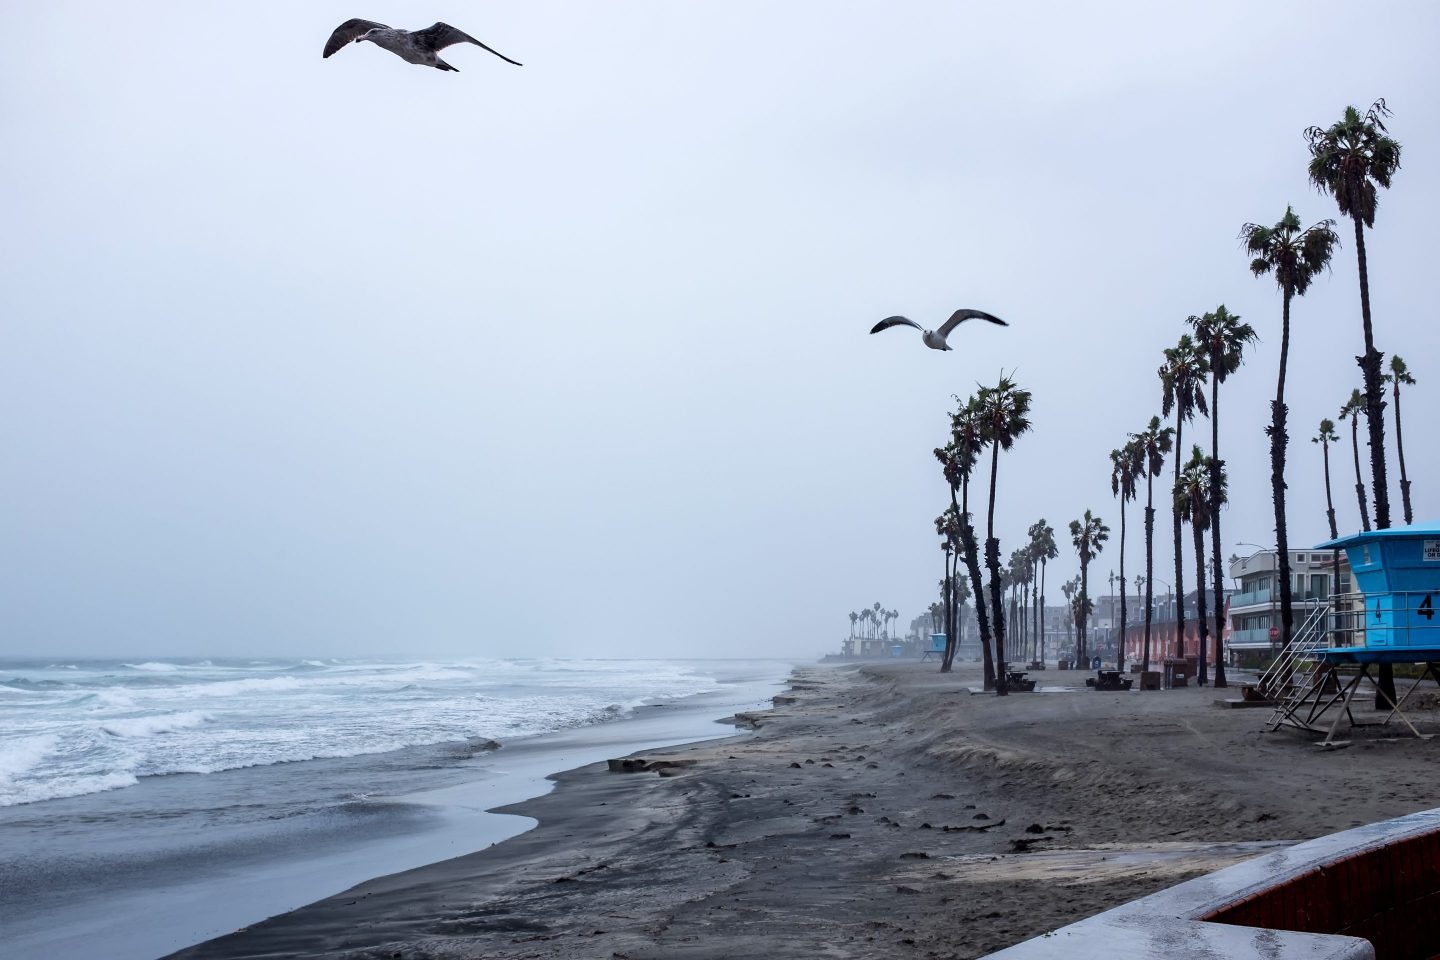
top-left (1322, 523), bottom-right (1440, 655)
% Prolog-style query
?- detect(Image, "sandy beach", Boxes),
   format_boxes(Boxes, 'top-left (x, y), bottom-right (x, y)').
top-left (167, 661), bottom-right (1440, 960)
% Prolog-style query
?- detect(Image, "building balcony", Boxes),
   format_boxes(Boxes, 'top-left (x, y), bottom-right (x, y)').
top-left (1228, 589), bottom-right (1330, 611)
top-left (1229, 588), bottom-right (1273, 609)
top-left (1229, 627), bottom-right (1277, 649)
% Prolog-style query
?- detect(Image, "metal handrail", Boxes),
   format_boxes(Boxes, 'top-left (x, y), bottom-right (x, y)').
top-left (1262, 602), bottom-right (1332, 729)
top-left (1256, 600), bottom-right (1328, 697)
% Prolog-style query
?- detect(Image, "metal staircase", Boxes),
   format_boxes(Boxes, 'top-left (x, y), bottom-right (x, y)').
top-left (1262, 601), bottom-right (1332, 732)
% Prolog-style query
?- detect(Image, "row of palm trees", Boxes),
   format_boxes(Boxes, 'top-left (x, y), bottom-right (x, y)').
top-left (1254, 99), bottom-right (1409, 704)
top-left (1088, 99), bottom-right (1410, 693)
top-left (1100, 303), bottom-right (1256, 688)
top-left (1319, 356), bottom-right (1420, 535)
top-left (920, 101), bottom-right (1415, 695)
top-left (847, 603), bottom-right (900, 640)
top-left (933, 375), bottom-right (1033, 693)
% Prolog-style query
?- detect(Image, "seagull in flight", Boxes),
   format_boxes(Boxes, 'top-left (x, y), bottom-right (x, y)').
top-left (869, 309), bottom-right (1007, 351)
top-left (323, 19), bottom-right (523, 71)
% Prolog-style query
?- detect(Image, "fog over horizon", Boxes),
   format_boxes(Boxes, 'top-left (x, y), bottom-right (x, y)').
top-left (3, 2), bottom-right (1437, 661)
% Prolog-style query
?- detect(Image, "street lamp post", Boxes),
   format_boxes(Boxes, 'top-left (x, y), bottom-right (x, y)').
top-left (1108, 570), bottom-right (1117, 664)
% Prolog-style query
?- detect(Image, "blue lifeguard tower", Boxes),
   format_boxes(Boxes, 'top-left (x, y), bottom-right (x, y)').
top-left (920, 632), bottom-right (947, 662)
top-left (1266, 522), bottom-right (1440, 745)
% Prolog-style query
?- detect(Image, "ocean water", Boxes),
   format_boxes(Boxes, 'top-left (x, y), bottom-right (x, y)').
top-left (0, 656), bottom-right (791, 960)
top-left (0, 657), bottom-right (723, 807)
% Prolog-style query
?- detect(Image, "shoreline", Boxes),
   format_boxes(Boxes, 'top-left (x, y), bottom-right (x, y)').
top-left (166, 660), bottom-right (1440, 959)
top-left (4, 662), bottom-right (796, 960)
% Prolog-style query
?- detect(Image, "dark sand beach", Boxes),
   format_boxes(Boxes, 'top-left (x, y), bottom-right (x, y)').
top-left (169, 661), bottom-right (1440, 959)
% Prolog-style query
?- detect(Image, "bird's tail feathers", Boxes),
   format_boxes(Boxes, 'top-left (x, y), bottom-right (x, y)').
top-left (436, 60), bottom-right (459, 72)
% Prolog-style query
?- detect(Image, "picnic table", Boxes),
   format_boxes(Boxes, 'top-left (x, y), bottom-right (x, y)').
top-left (1005, 670), bottom-right (1037, 692)
top-left (1087, 669), bottom-right (1133, 692)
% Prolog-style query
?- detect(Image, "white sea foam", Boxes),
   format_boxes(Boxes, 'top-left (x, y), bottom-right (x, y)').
top-left (86, 688), bottom-right (138, 710)
top-left (0, 656), bottom-right (733, 807)
top-left (101, 711), bottom-right (213, 738)
top-left (173, 676), bottom-right (305, 698)
top-left (1, 770), bottom-right (139, 806)
top-left (0, 734), bottom-right (57, 784)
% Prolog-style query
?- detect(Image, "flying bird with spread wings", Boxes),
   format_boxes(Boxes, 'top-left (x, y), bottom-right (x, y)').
top-left (322, 19), bottom-right (523, 72)
top-left (869, 309), bottom-right (1007, 351)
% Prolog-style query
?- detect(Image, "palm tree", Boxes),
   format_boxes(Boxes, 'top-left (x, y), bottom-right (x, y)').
top-left (1110, 442), bottom-right (1141, 674)
top-left (1386, 355), bottom-right (1416, 525)
top-left (1313, 417), bottom-right (1343, 630)
top-left (949, 397), bottom-right (995, 687)
top-left (1028, 520), bottom-right (1058, 665)
top-left (1130, 417), bottom-right (1175, 677)
top-left (1009, 548), bottom-right (1034, 663)
top-left (1069, 511), bottom-right (1110, 667)
top-left (1339, 388), bottom-right (1372, 532)
top-left (1242, 206), bottom-right (1339, 653)
top-left (1188, 306), bottom-right (1256, 688)
top-left (1306, 100), bottom-right (1401, 529)
top-left (935, 442), bottom-right (965, 670)
top-left (1176, 447), bottom-right (1220, 684)
top-left (977, 374), bottom-right (1034, 695)
top-left (1313, 419), bottom-right (1341, 541)
top-left (1061, 577), bottom-right (1078, 660)
top-left (951, 574), bottom-right (971, 661)
top-left (849, 611), bottom-right (858, 639)
top-left (1159, 334), bottom-right (1209, 659)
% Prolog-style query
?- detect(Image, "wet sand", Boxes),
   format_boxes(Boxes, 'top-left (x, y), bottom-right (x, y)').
top-left (168, 661), bottom-right (1440, 959)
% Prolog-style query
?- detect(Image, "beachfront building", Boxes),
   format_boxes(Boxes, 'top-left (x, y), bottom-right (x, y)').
top-left (1091, 593), bottom-right (1147, 661)
top-left (1119, 590), bottom-right (1221, 666)
top-left (1226, 546), bottom-right (1347, 667)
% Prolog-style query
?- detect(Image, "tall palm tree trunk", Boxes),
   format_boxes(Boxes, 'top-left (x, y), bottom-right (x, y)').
top-left (1193, 517), bottom-right (1209, 686)
top-left (1077, 560), bottom-right (1088, 666)
top-left (940, 549), bottom-right (954, 673)
top-left (960, 479), bottom-right (994, 689)
top-left (1323, 439), bottom-right (1340, 646)
top-left (1352, 219), bottom-right (1391, 530)
top-left (1172, 418), bottom-right (1186, 659)
top-left (1033, 571), bottom-right (1041, 663)
top-left (957, 602), bottom-right (968, 663)
top-left (1271, 292), bottom-right (1296, 652)
top-left (985, 443), bottom-right (1008, 696)
top-left (1039, 559), bottom-right (1048, 664)
top-left (1348, 414), bottom-right (1372, 531)
top-left (1020, 580), bottom-right (1030, 663)
top-left (1393, 378), bottom-right (1413, 525)
top-left (1143, 476), bottom-right (1154, 677)
top-left (1209, 379), bottom-right (1228, 687)
top-left (1118, 500), bottom-right (1127, 673)
top-left (1353, 222), bottom-right (1401, 711)
top-left (1323, 441), bottom-right (1339, 541)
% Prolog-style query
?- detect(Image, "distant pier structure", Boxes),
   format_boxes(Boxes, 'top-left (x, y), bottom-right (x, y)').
top-left (1264, 521), bottom-right (1440, 745)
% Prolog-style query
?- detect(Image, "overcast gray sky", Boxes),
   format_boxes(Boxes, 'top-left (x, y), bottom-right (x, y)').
top-left (2, 2), bottom-right (1436, 659)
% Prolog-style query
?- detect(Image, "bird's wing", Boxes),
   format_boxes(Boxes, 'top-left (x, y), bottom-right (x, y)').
top-left (323, 19), bottom-right (388, 58)
top-left (870, 316), bottom-right (923, 335)
top-left (936, 308), bottom-right (1007, 337)
top-left (411, 22), bottom-right (523, 65)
